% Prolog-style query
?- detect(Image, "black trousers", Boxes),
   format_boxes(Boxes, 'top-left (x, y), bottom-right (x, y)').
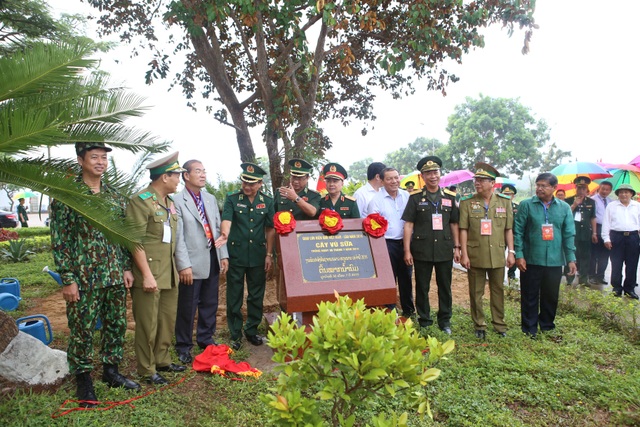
top-left (414, 259), bottom-right (452, 329)
top-left (520, 264), bottom-right (562, 334)
top-left (609, 231), bottom-right (640, 294)
top-left (386, 239), bottom-right (414, 315)
top-left (589, 224), bottom-right (609, 281)
top-left (175, 249), bottom-right (220, 354)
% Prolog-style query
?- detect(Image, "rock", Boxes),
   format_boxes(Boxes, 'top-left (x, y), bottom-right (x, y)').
top-left (0, 310), bottom-right (19, 353)
top-left (0, 332), bottom-right (68, 385)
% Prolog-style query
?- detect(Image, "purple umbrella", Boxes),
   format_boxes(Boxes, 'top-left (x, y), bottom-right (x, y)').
top-left (439, 169), bottom-right (474, 187)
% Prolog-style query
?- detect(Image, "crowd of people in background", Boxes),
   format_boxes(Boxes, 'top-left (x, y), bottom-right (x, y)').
top-left (49, 143), bottom-right (639, 406)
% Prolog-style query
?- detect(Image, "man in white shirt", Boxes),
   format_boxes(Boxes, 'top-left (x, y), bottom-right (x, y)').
top-left (589, 181), bottom-right (613, 285)
top-left (367, 167), bottom-right (414, 316)
top-left (354, 162), bottom-right (386, 217)
top-left (601, 184), bottom-right (640, 299)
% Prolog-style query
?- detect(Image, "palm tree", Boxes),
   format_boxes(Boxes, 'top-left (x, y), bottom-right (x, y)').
top-left (0, 41), bottom-right (166, 248)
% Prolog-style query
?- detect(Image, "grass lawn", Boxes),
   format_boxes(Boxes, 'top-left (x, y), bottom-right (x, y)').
top-left (1, 229), bottom-right (639, 426)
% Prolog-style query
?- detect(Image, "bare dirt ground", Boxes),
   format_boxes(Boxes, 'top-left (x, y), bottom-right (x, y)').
top-left (24, 268), bottom-right (472, 373)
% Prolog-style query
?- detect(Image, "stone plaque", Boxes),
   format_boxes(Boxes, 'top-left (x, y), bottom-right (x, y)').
top-left (297, 230), bottom-right (376, 282)
top-left (276, 218), bottom-right (396, 315)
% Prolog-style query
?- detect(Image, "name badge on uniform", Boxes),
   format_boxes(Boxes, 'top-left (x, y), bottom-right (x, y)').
top-left (542, 224), bottom-right (554, 241)
top-left (432, 213), bottom-right (443, 230)
top-left (163, 220), bottom-right (172, 243)
top-left (442, 199), bottom-right (452, 207)
top-left (481, 219), bottom-right (492, 235)
top-left (574, 211), bottom-right (582, 222)
top-left (204, 223), bottom-right (213, 240)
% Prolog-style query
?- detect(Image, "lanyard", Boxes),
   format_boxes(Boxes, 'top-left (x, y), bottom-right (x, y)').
top-left (483, 202), bottom-right (489, 219)
top-left (429, 200), bottom-right (439, 214)
top-left (542, 200), bottom-right (552, 224)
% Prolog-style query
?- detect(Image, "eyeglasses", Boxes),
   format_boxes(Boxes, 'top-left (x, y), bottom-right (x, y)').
top-left (189, 168), bottom-right (207, 175)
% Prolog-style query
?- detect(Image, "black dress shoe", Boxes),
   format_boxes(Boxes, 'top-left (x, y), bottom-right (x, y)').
top-left (177, 352), bottom-right (192, 364)
top-left (197, 339), bottom-right (218, 349)
top-left (497, 331), bottom-right (507, 338)
top-left (440, 327), bottom-right (452, 335)
top-left (624, 291), bottom-right (640, 300)
top-left (156, 363), bottom-right (187, 372)
top-left (102, 365), bottom-right (141, 390)
top-left (231, 339), bottom-right (242, 351)
top-left (598, 278), bottom-right (608, 285)
top-left (474, 330), bottom-right (486, 339)
top-left (145, 373), bottom-right (168, 385)
top-left (612, 290), bottom-right (622, 297)
top-left (245, 334), bottom-right (264, 346)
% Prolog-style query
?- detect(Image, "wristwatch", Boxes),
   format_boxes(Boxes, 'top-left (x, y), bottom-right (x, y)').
top-left (508, 250), bottom-right (516, 255)
top-left (294, 196), bottom-right (301, 203)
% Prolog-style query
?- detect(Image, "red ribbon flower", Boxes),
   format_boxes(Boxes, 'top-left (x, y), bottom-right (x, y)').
top-left (319, 209), bottom-right (343, 234)
top-left (363, 213), bottom-right (388, 237)
top-left (274, 211), bottom-right (296, 235)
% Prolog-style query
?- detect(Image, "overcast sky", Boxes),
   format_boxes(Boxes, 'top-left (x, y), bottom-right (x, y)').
top-left (47, 0), bottom-right (640, 184)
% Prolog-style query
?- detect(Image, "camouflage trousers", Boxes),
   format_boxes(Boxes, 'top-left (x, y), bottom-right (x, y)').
top-left (66, 284), bottom-right (127, 374)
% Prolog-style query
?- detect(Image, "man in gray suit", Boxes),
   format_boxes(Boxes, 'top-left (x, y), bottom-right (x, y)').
top-left (174, 160), bottom-right (229, 364)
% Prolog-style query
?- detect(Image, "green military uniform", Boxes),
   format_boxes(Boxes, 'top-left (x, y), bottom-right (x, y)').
top-left (402, 159), bottom-right (459, 329)
top-left (223, 176), bottom-right (275, 341)
top-left (275, 187), bottom-right (321, 220)
top-left (459, 190), bottom-right (513, 333)
top-left (51, 179), bottom-right (131, 374)
top-left (564, 194), bottom-right (596, 285)
top-left (319, 193), bottom-right (360, 218)
top-left (17, 202), bottom-right (28, 227)
top-left (128, 185), bottom-right (180, 376)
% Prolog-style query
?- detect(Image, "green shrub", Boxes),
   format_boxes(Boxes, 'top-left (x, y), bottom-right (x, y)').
top-left (262, 293), bottom-right (454, 427)
top-left (0, 238), bottom-right (35, 262)
top-left (15, 226), bottom-right (50, 238)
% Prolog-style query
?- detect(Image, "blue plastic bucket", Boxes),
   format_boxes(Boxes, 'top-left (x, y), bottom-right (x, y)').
top-left (0, 293), bottom-right (20, 311)
top-left (0, 278), bottom-right (20, 299)
top-left (16, 315), bottom-right (53, 345)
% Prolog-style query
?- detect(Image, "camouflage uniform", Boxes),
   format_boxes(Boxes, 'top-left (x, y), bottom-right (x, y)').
top-left (50, 181), bottom-right (131, 374)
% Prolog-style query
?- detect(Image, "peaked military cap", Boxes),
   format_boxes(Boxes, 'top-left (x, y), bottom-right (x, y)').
top-left (501, 183), bottom-right (517, 195)
top-left (405, 180), bottom-right (415, 187)
top-left (147, 151), bottom-right (187, 176)
top-left (75, 142), bottom-right (112, 156)
top-left (289, 158), bottom-right (313, 177)
top-left (615, 183), bottom-right (636, 197)
top-left (473, 162), bottom-right (500, 180)
top-left (322, 162), bottom-right (348, 180)
top-left (573, 176), bottom-right (592, 186)
top-left (240, 162), bottom-right (267, 183)
top-left (417, 156), bottom-right (442, 172)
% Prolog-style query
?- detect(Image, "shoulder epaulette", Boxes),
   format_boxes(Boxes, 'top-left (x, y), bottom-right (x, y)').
top-left (306, 188), bottom-right (320, 195)
top-left (138, 191), bottom-right (153, 200)
top-left (260, 191), bottom-right (273, 199)
top-left (227, 189), bottom-right (241, 196)
top-left (443, 188), bottom-right (456, 197)
top-left (497, 193), bottom-right (511, 199)
top-left (460, 194), bottom-right (474, 201)
top-left (344, 195), bottom-right (356, 201)
top-left (410, 189), bottom-right (422, 196)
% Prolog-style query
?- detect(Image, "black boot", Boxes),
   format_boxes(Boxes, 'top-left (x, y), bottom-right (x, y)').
top-left (76, 372), bottom-right (97, 408)
top-left (102, 364), bottom-right (141, 390)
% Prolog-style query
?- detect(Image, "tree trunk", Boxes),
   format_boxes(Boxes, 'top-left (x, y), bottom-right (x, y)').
top-left (0, 310), bottom-right (19, 353)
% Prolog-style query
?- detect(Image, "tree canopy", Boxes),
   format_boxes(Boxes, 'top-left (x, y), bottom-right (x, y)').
top-left (442, 94), bottom-right (570, 178)
top-left (383, 137), bottom-right (444, 175)
top-left (84, 0), bottom-right (537, 191)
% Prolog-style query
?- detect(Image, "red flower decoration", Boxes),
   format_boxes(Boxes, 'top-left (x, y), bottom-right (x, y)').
top-left (318, 209), bottom-right (343, 234)
top-left (363, 213), bottom-right (388, 238)
top-left (274, 211), bottom-right (296, 235)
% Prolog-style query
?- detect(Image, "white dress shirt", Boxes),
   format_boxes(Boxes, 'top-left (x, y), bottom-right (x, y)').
top-left (593, 194), bottom-right (613, 225)
top-left (354, 182), bottom-right (379, 218)
top-left (366, 187), bottom-right (409, 240)
top-left (601, 200), bottom-right (640, 243)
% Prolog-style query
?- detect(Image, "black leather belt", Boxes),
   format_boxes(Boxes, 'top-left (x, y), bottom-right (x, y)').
top-left (612, 230), bottom-right (637, 236)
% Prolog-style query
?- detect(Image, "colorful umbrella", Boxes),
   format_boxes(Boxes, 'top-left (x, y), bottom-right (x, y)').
top-left (555, 181), bottom-right (600, 198)
top-left (493, 177), bottom-right (516, 190)
top-left (439, 169), bottom-right (474, 188)
top-left (596, 169), bottom-right (640, 194)
top-left (551, 161), bottom-right (612, 181)
top-left (550, 161), bottom-right (612, 181)
top-left (12, 191), bottom-right (37, 200)
top-left (400, 171), bottom-right (425, 190)
top-left (629, 155), bottom-right (640, 167)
